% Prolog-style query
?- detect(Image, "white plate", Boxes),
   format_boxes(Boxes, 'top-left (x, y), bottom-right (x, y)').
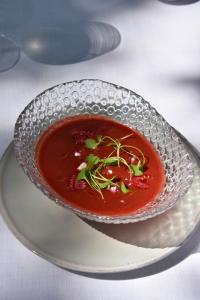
top-left (0, 138), bottom-right (200, 274)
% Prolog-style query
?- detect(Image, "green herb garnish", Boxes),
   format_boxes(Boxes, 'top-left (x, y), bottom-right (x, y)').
top-left (103, 157), bottom-right (119, 165)
top-left (86, 154), bottom-right (100, 166)
top-left (85, 138), bottom-right (99, 149)
top-left (120, 181), bottom-right (130, 194)
top-left (77, 168), bottom-right (89, 181)
top-left (77, 133), bottom-right (146, 198)
top-left (85, 135), bottom-right (103, 149)
top-left (130, 162), bottom-right (143, 176)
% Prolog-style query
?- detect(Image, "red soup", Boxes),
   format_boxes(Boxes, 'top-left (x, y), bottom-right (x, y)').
top-left (36, 115), bottom-right (165, 216)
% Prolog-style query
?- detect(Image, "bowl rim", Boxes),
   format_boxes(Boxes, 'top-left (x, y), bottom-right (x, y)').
top-left (15, 78), bottom-right (143, 126)
top-left (14, 79), bottom-right (194, 223)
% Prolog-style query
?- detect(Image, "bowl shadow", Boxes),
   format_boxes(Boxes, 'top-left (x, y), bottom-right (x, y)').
top-left (158, 0), bottom-right (199, 5)
top-left (69, 218), bottom-right (200, 279)
top-left (0, 35), bottom-right (20, 72)
top-left (21, 22), bottom-right (121, 65)
top-left (82, 133), bottom-right (200, 249)
top-left (69, 133), bottom-right (200, 279)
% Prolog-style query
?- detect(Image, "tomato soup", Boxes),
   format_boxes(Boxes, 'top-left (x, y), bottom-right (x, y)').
top-left (36, 115), bottom-right (165, 216)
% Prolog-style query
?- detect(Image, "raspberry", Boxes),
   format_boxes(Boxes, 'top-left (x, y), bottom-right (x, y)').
top-left (125, 174), bottom-right (151, 189)
top-left (67, 174), bottom-right (86, 190)
top-left (72, 130), bottom-right (94, 145)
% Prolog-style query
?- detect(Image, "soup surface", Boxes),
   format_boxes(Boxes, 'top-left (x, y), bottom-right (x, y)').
top-left (36, 115), bottom-right (165, 216)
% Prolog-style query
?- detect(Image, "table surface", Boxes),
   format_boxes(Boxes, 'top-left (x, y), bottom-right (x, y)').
top-left (1, 1), bottom-right (200, 299)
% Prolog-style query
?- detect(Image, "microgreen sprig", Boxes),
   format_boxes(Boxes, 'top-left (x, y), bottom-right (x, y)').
top-left (77, 133), bottom-right (146, 198)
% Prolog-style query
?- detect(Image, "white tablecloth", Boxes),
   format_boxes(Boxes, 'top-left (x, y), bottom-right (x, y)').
top-left (1, 1), bottom-right (200, 299)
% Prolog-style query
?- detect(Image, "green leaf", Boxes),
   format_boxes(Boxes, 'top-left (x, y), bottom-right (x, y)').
top-left (103, 157), bottom-right (119, 165)
top-left (120, 181), bottom-right (129, 194)
top-left (77, 169), bottom-right (88, 181)
top-left (130, 163), bottom-right (143, 176)
top-left (98, 182), bottom-right (110, 189)
top-left (86, 154), bottom-right (100, 165)
top-left (85, 138), bottom-right (98, 149)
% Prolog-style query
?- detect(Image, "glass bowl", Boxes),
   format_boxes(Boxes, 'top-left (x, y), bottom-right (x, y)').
top-left (14, 79), bottom-right (194, 224)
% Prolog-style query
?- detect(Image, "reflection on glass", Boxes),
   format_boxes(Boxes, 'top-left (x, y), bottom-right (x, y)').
top-left (0, 35), bottom-right (20, 72)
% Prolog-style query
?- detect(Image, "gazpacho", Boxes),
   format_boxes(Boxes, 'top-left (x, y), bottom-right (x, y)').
top-left (36, 115), bottom-right (165, 216)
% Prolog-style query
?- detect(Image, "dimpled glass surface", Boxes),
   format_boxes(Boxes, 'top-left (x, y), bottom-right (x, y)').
top-left (14, 79), bottom-right (193, 223)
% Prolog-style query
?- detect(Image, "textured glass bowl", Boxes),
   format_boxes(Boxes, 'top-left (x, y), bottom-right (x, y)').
top-left (14, 79), bottom-right (194, 224)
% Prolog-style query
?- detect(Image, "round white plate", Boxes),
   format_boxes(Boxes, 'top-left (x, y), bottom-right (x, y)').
top-left (0, 138), bottom-right (200, 274)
